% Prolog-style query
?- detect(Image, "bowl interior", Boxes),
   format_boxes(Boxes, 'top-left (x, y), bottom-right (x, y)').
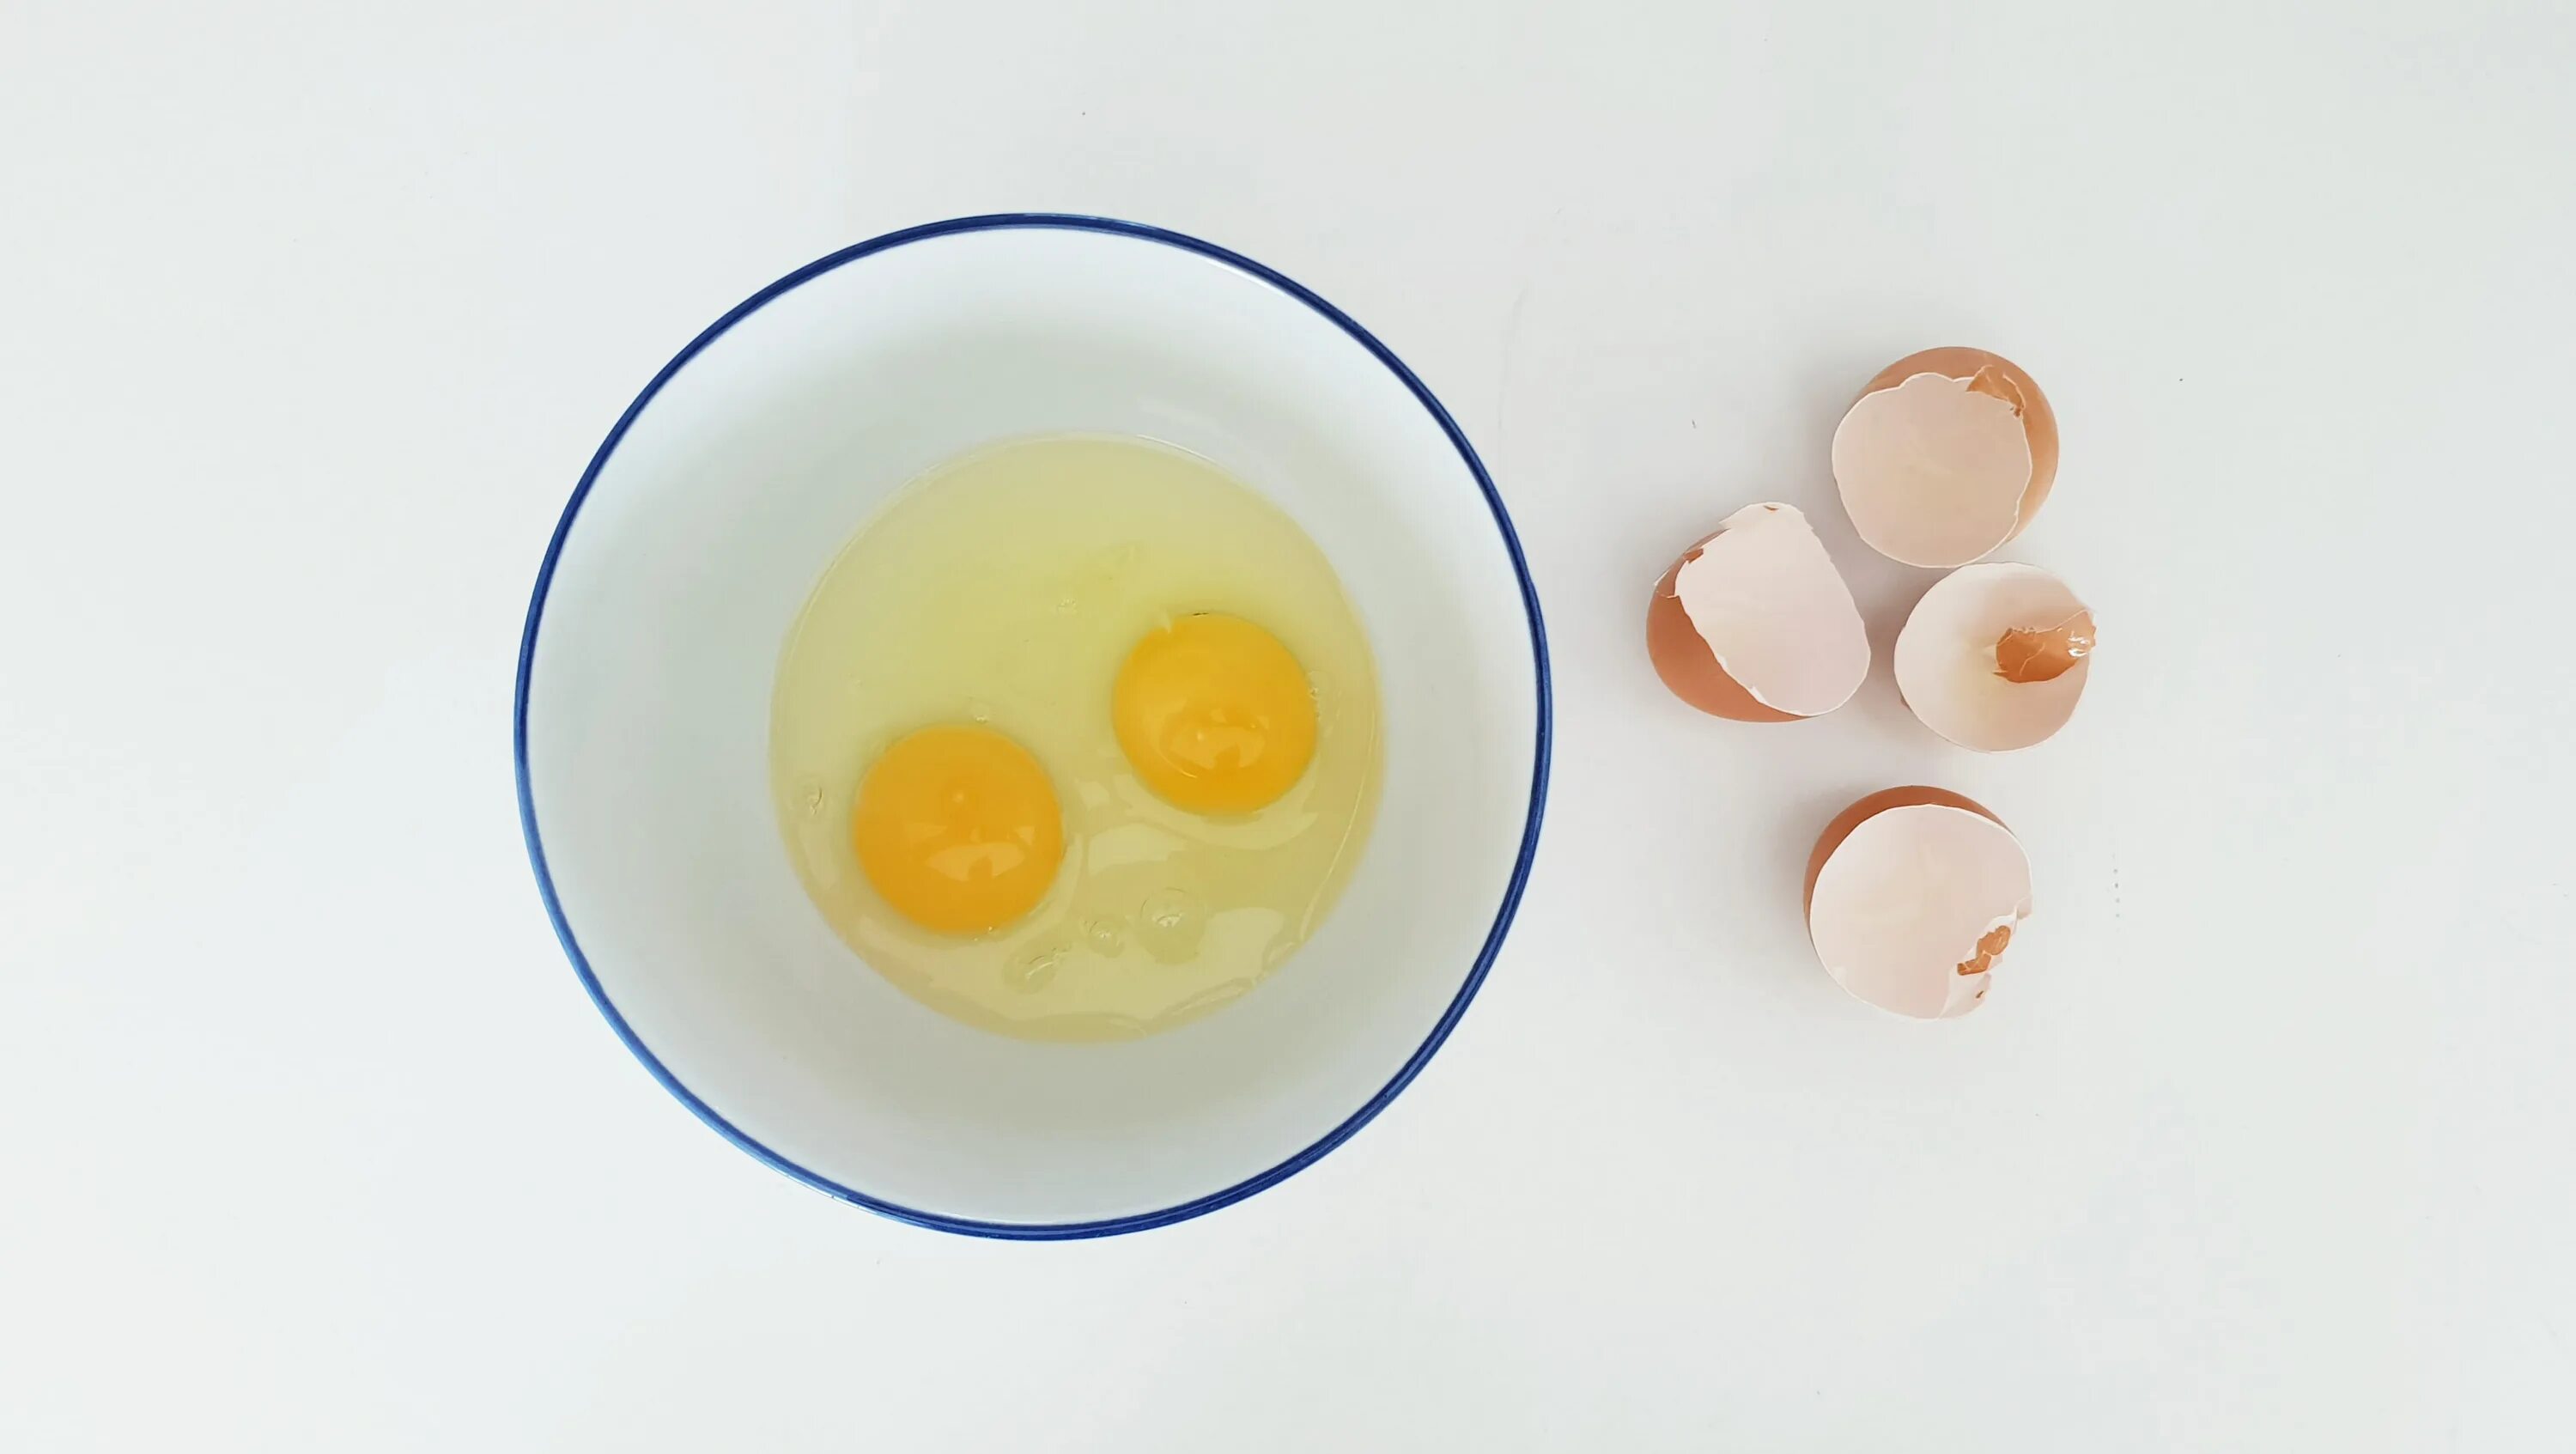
top-left (520, 221), bottom-right (1543, 1230)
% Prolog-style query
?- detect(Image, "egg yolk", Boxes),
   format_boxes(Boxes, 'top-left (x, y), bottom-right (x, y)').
top-left (1112, 613), bottom-right (1317, 815)
top-left (851, 725), bottom-right (1065, 935)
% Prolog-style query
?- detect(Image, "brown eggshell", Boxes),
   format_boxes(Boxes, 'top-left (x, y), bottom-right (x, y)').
top-left (1893, 562), bottom-right (2096, 751)
top-left (1645, 502), bottom-right (1870, 722)
top-left (1861, 346), bottom-right (2059, 537)
top-left (1804, 787), bottom-right (2032, 1019)
top-left (1803, 785), bottom-right (2005, 914)
top-left (1647, 538), bottom-right (1800, 723)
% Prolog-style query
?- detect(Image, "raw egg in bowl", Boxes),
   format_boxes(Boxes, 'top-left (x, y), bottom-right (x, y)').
top-left (515, 216), bottom-right (1548, 1237)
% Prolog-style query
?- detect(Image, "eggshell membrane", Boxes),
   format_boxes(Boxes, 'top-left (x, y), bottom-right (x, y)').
top-left (1832, 347), bottom-right (2058, 569)
top-left (1644, 503), bottom-right (1869, 721)
top-left (1894, 563), bottom-right (2093, 751)
top-left (1805, 789), bottom-right (2032, 1019)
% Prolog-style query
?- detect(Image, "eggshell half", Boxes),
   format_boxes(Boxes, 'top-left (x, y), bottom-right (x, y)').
top-left (1831, 347), bottom-right (2058, 569)
top-left (1894, 563), bottom-right (2094, 751)
top-left (1805, 788), bottom-right (2032, 1019)
top-left (1646, 502), bottom-right (1869, 721)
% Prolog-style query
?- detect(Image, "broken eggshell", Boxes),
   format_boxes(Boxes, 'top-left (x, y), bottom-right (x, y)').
top-left (1895, 562), bottom-right (2096, 751)
top-left (1831, 347), bottom-right (2058, 569)
top-left (1805, 787), bottom-right (2033, 1019)
top-left (1646, 502), bottom-right (1870, 721)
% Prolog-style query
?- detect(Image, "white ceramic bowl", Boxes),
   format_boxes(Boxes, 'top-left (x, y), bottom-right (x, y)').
top-left (515, 216), bottom-right (1549, 1236)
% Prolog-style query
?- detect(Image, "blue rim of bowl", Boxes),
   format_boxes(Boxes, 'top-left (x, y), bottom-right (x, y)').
top-left (513, 213), bottom-right (1552, 1238)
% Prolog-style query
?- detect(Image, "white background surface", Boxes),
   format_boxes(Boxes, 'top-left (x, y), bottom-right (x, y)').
top-left (4, 2), bottom-right (2571, 1448)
